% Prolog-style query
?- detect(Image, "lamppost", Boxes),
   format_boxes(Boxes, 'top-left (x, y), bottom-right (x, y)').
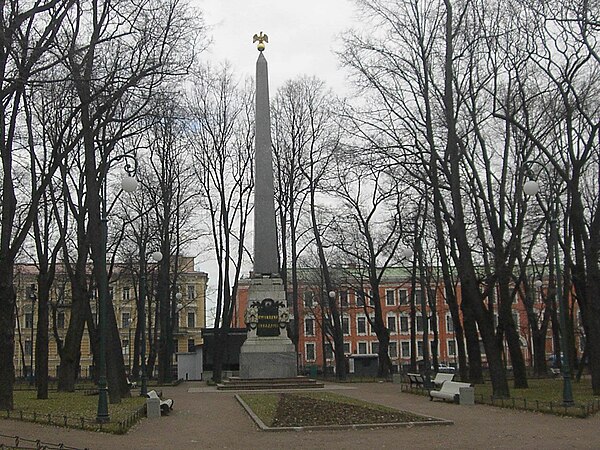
top-left (120, 170), bottom-right (164, 396)
top-left (523, 176), bottom-right (574, 406)
top-left (29, 285), bottom-right (36, 385)
top-left (325, 290), bottom-right (335, 375)
top-left (172, 291), bottom-right (183, 375)
top-left (96, 158), bottom-right (138, 423)
top-left (138, 250), bottom-right (163, 396)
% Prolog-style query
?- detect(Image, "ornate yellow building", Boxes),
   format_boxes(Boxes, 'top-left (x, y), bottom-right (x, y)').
top-left (13, 257), bottom-right (207, 379)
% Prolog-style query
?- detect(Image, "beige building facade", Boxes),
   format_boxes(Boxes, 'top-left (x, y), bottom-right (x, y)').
top-left (13, 257), bottom-right (207, 379)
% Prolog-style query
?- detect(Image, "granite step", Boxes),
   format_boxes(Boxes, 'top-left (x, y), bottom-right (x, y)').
top-left (217, 376), bottom-right (324, 390)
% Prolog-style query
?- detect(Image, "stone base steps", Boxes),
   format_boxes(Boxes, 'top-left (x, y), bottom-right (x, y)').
top-left (217, 376), bottom-right (324, 391)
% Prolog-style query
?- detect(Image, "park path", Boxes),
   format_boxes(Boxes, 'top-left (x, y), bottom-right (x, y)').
top-left (1, 381), bottom-right (599, 449)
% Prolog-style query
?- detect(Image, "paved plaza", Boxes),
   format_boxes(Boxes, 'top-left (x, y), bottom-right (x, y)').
top-left (1, 381), bottom-right (599, 449)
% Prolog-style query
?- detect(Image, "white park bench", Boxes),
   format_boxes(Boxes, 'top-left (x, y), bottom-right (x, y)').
top-left (429, 381), bottom-right (473, 404)
top-left (407, 373), bottom-right (424, 387)
top-left (432, 372), bottom-right (455, 387)
top-left (146, 390), bottom-right (174, 416)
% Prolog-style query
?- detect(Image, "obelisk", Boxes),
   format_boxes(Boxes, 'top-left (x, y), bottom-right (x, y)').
top-left (239, 33), bottom-right (297, 379)
top-left (253, 32), bottom-right (279, 276)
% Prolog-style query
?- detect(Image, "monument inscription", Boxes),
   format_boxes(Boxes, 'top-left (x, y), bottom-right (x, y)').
top-left (256, 299), bottom-right (280, 336)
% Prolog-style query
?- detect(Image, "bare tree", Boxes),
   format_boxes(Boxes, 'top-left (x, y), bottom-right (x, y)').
top-left (328, 161), bottom-right (409, 378)
top-left (0, 0), bottom-right (76, 410)
top-left (271, 76), bottom-right (341, 361)
top-left (186, 64), bottom-right (254, 382)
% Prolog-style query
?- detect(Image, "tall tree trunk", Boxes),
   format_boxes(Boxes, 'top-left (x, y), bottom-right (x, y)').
top-left (0, 267), bottom-right (17, 409)
top-left (35, 279), bottom-right (50, 399)
top-left (57, 285), bottom-right (88, 391)
top-left (497, 268), bottom-right (528, 388)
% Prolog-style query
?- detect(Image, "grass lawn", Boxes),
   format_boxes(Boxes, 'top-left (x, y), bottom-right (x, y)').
top-left (455, 377), bottom-right (600, 417)
top-left (239, 391), bottom-right (444, 428)
top-left (475, 377), bottom-right (597, 403)
top-left (6, 390), bottom-right (146, 434)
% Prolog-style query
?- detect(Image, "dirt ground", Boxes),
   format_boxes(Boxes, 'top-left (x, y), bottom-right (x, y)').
top-left (1, 381), bottom-right (599, 449)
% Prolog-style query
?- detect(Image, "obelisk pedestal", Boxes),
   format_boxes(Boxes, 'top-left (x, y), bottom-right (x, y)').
top-left (239, 277), bottom-right (296, 379)
top-left (239, 32), bottom-right (297, 379)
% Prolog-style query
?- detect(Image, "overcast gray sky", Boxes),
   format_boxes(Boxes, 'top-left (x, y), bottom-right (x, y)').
top-left (196, 0), bottom-right (358, 93)
top-left (191, 0), bottom-right (361, 321)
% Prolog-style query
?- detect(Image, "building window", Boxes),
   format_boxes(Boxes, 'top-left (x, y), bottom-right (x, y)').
top-left (387, 315), bottom-right (397, 333)
top-left (122, 312), bottom-right (130, 329)
top-left (368, 290), bottom-right (375, 306)
top-left (399, 316), bottom-right (409, 333)
top-left (416, 315), bottom-right (424, 333)
top-left (356, 290), bottom-right (365, 307)
top-left (306, 343), bottom-right (316, 361)
top-left (187, 312), bottom-right (196, 328)
top-left (24, 340), bottom-right (33, 356)
top-left (122, 287), bottom-right (130, 302)
top-left (57, 311), bottom-right (65, 329)
top-left (122, 339), bottom-right (129, 355)
top-left (188, 339), bottom-right (195, 352)
top-left (343, 342), bottom-right (351, 354)
top-left (25, 312), bottom-right (33, 329)
top-left (342, 316), bottom-right (350, 335)
top-left (448, 339), bottom-right (457, 357)
top-left (417, 341), bottom-right (424, 357)
top-left (108, 287), bottom-right (114, 299)
top-left (305, 317), bottom-right (315, 336)
top-left (414, 289), bottom-right (423, 304)
top-left (386, 290), bottom-right (395, 306)
top-left (340, 290), bottom-right (349, 307)
top-left (325, 343), bottom-right (333, 360)
top-left (401, 341), bottom-right (410, 358)
top-left (371, 341), bottom-right (379, 355)
top-left (512, 311), bottom-right (519, 328)
top-left (358, 342), bottom-right (367, 354)
top-left (303, 291), bottom-right (314, 308)
top-left (357, 316), bottom-right (366, 335)
top-left (187, 285), bottom-right (195, 300)
top-left (446, 315), bottom-right (454, 333)
top-left (398, 289), bottom-right (408, 305)
top-left (389, 341), bottom-right (398, 358)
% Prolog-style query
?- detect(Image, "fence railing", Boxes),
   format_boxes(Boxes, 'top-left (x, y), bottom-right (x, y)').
top-left (400, 382), bottom-right (600, 418)
top-left (2, 402), bottom-right (147, 435)
top-left (0, 432), bottom-right (88, 449)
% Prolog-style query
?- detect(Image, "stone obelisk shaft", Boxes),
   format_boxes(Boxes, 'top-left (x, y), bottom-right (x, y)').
top-left (253, 52), bottom-right (278, 276)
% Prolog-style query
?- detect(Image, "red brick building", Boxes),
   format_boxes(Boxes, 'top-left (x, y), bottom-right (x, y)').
top-left (234, 268), bottom-right (575, 374)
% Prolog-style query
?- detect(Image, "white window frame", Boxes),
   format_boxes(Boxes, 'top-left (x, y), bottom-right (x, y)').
top-left (387, 314), bottom-right (397, 333)
top-left (342, 315), bottom-right (350, 335)
top-left (304, 317), bottom-right (315, 336)
top-left (401, 341), bottom-right (411, 358)
top-left (399, 315), bottom-right (409, 334)
top-left (357, 316), bottom-right (367, 335)
top-left (385, 289), bottom-right (396, 306)
top-left (303, 291), bottom-right (314, 308)
top-left (447, 339), bottom-right (457, 357)
top-left (446, 314), bottom-right (454, 333)
top-left (371, 341), bottom-right (379, 355)
top-left (398, 289), bottom-right (408, 305)
top-left (357, 341), bottom-right (368, 355)
top-left (305, 343), bottom-right (316, 361)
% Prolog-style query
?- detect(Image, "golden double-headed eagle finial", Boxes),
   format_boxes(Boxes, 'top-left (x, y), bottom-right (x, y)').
top-left (253, 31), bottom-right (268, 51)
